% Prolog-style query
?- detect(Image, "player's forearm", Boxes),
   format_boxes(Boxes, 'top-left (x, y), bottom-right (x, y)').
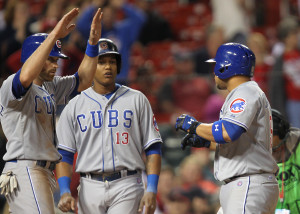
top-left (145, 154), bottom-right (161, 194)
top-left (77, 54), bottom-right (98, 92)
top-left (77, 8), bottom-right (102, 92)
top-left (20, 33), bottom-right (58, 88)
top-left (146, 154), bottom-right (161, 175)
top-left (196, 123), bottom-right (232, 143)
top-left (56, 161), bottom-right (73, 179)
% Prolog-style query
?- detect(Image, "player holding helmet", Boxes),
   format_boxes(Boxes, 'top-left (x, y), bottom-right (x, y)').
top-left (0, 8), bottom-right (103, 213)
top-left (55, 38), bottom-right (162, 214)
top-left (272, 109), bottom-right (300, 214)
top-left (175, 43), bottom-right (279, 214)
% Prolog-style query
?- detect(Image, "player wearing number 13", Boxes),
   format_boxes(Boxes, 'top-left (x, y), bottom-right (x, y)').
top-left (55, 38), bottom-right (162, 214)
top-left (175, 43), bottom-right (279, 214)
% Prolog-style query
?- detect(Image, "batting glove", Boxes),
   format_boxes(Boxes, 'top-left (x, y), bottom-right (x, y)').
top-left (175, 114), bottom-right (200, 134)
top-left (181, 133), bottom-right (211, 150)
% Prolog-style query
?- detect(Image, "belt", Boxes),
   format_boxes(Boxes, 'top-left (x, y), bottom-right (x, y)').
top-left (223, 175), bottom-right (241, 184)
top-left (80, 170), bottom-right (138, 182)
top-left (222, 172), bottom-right (277, 184)
top-left (8, 159), bottom-right (56, 171)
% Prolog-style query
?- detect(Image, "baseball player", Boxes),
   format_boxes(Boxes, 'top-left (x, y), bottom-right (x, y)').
top-left (271, 109), bottom-right (300, 214)
top-left (55, 38), bottom-right (162, 214)
top-left (175, 43), bottom-right (279, 214)
top-left (0, 8), bottom-right (103, 213)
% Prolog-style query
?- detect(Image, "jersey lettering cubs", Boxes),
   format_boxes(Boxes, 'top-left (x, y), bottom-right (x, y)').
top-left (57, 85), bottom-right (162, 173)
top-left (0, 73), bottom-right (77, 161)
top-left (77, 110), bottom-right (133, 132)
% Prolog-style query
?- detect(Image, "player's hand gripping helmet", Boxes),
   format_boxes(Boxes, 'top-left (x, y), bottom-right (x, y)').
top-left (206, 43), bottom-right (256, 79)
top-left (98, 38), bottom-right (122, 74)
top-left (21, 33), bottom-right (69, 63)
top-left (272, 109), bottom-right (290, 140)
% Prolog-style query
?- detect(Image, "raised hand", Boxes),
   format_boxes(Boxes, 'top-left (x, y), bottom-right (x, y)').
top-left (89, 8), bottom-right (103, 45)
top-left (175, 114), bottom-right (200, 134)
top-left (51, 8), bottom-right (79, 40)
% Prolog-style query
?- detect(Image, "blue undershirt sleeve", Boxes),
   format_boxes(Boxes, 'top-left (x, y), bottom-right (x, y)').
top-left (12, 69), bottom-right (31, 99)
top-left (145, 143), bottom-right (161, 156)
top-left (58, 149), bottom-right (74, 165)
top-left (222, 120), bottom-right (246, 141)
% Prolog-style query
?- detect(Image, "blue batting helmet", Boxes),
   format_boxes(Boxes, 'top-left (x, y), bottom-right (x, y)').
top-left (206, 43), bottom-right (255, 79)
top-left (21, 33), bottom-right (69, 63)
top-left (98, 38), bottom-right (122, 74)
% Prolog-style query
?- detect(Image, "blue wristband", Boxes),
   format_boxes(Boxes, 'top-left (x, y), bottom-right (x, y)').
top-left (146, 174), bottom-right (159, 193)
top-left (212, 120), bottom-right (227, 144)
top-left (85, 40), bottom-right (99, 57)
top-left (57, 176), bottom-right (71, 196)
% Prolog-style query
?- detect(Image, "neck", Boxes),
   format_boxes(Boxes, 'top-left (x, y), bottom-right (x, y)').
top-left (92, 83), bottom-right (116, 95)
top-left (227, 76), bottom-right (251, 92)
top-left (33, 77), bottom-right (44, 86)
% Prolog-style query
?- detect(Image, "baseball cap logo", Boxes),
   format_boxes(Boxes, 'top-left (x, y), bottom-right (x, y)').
top-left (56, 40), bottom-right (61, 48)
top-left (100, 42), bottom-right (108, 49)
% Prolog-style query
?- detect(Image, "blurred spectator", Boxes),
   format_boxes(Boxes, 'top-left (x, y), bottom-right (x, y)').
top-left (135, 0), bottom-right (173, 46)
top-left (165, 188), bottom-right (192, 214)
top-left (29, 0), bottom-right (67, 34)
top-left (247, 32), bottom-right (274, 95)
top-left (186, 187), bottom-right (215, 214)
top-left (76, 0), bottom-right (146, 85)
top-left (269, 16), bottom-right (300, 128)
top-left (202, 87), bottom-right (227, 123)
top-left (156, 165), bottom-right (176, 214)
top-left (0, 0), bottom-right (33, 79)
top-left (178, 154), bottom-right (219, 195)
top-left (129, 61), bottom-right (160, 114)
top-left (210, 0), bottom-right (250, 44)
top-left (158, 51), bottom-right (212, 122)
top-left (193, 25), bottom-right (225, 76)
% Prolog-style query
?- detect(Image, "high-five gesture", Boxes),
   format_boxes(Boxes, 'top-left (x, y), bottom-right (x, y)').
top-left (89, 8), bottom-right (103, 45)
top-left (51, 8), bottom-right (79, 40)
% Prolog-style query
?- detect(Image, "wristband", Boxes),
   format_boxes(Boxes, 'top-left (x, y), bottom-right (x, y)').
top-left (85, 40), bottom-right (99, 57)
top-left (57, 176), bottom-right (71, 196)
top-left (212, 120), bottom-right (227, 144)
top-left (146, 174), bottom-right (159, 193)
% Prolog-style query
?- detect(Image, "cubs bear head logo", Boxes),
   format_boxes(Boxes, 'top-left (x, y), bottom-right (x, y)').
top-left (230, 98), bottom-right (246, 113)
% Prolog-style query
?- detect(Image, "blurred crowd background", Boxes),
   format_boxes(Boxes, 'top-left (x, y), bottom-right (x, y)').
top-left (0, 0), bottom-right (300, 213)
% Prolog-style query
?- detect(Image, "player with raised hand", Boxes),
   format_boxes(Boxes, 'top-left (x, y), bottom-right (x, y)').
top-left (175, 43), bottom-right (279, 214)
top-left (55, 37), bottom-right (162, 214)
top-left (0, 8), bottom-right (103, 213)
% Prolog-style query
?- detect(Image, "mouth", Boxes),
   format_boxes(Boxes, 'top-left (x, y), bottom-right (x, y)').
top-left (104, 72), bottom-right (113, 77)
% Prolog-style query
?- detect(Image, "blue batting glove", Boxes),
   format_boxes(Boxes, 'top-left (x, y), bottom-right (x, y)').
top-left (181, 134), bottom-right (211, 150)
top-left (175, 114), bottom-right (200, 134)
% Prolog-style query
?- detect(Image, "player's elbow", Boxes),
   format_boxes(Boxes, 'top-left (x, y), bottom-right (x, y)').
top-left (222, 131), bottom-right (232, 143)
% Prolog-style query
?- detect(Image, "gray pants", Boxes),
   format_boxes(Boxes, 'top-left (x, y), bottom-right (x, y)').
top-left (78, 173), bottom-right (144, 214)
top-left (219, 173), bottom-right (279, 214)
top-left (2, 161), bottom-right (56, 214)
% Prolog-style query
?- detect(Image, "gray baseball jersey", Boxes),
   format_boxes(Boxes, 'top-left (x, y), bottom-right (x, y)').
top-left (214, 81), bottom-right (279, 181)
top-left (57, 85), bottom-right (162, 173)
top-left (0, 73), bottom-right (77, 162)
